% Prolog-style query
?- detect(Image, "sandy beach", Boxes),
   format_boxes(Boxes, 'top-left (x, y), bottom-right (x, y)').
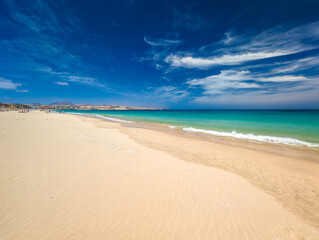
top-left (1, 111), bottom-right (319, 240)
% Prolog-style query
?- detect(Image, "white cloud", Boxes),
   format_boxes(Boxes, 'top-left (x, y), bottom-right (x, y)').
top-left (223, 32), bottom-right (236, 45)
top-left (185, 69), bottom-right (319, 107)
top-left (144, 36), bottom-right (183, 47)
top-left (165, 51), bottom-right (290, 69)
top-left (164, 21), bottom-right (319, 69)
top-left (151, 86), bottom-right (189, 101)
top-left (41, 68), bottom-right (104, 88)
top-left (238, 21), bottom-right (319, 53)
top-left (192, 89), bottom-right (319, 108)
top-left (16, 89), bottom-right (29, 93)
top-left (271, 56), bottom-right (319, 74)
top-left (187, 70), bottom-right (311, 95)
top-left (258, 75), bottom-right (306, 82)
top-left (0, 77), bottom-right (21, 90)
top-left (68, 76), bottom-right (103, 87)
top-left (55, 81), bottom-right (69, 86)
top-left (187, 70), bottom-right (259, 94)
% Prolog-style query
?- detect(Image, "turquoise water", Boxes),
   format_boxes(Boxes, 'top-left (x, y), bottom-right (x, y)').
top-left (64, 110), bottom-right (319, 147)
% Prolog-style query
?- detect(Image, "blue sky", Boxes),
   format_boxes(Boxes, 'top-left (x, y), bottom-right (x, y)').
top-left (0, 0), bottom-right (319, 108)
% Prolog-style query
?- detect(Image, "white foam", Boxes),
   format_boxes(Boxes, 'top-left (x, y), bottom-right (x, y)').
top-left (68, 112), bottom-right (89, 116)
top-left (95, 114), bottom-right (132, 123)
top-left (169, 125), bottom-right (177, 129)
top-left (66, 112), bottom-right (132, 123)
top-left (182, 127), bottom-right (319, 147)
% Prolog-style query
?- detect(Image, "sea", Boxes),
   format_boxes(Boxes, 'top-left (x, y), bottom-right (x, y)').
top-left (62, 110), bottom-right (319, 148)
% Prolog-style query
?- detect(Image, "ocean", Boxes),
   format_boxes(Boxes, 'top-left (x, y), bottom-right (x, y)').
top-left (63, 110), bottom-right (319, 147)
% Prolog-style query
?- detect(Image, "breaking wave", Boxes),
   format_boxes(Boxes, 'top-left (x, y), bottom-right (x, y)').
top-left (95, 114), bottom-right (132, 123)
top-left (182, 127), bottom-right (319, 147)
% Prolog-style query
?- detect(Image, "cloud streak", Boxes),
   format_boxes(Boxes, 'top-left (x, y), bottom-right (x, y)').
top-left (144, 36), bottom-right (183, 47)
top-left (165, 51), bottom-right (290, 69)
top-left (163, 21), bottom-right (319, 69)
top-left (16, 89), bottom-right (29, 93)
top-left (187, 69), bottom-right (319, 106)
top-left (150, 86), bottom-right (189, 102)
top-left (55, 81), bottom-right (69, 86)
top-left (0, 77), bottom-right (28, 92)
top-left (0, 77), bottom-right (21, 90)
top-left (187, 70), bottom-right (259, 95)
top-left (41, 68), bottom-right (104, 87)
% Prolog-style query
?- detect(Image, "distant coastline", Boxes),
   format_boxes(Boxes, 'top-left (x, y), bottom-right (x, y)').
top-left (0, 102), bottom-right (162, 111)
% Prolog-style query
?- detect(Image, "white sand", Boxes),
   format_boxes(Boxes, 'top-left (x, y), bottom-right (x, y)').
top-left (0, 111), bottom-right (318, 239)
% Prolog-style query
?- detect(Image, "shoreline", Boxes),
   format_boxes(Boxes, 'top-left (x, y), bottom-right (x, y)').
top-left (1, 111), bottom-right (319, 239)
top-left (65, 111), bottom-right (319, 162)
top-left (63, 111), bottom-right (319, 148)
top-left (70, 111), bottom-right (319, 229)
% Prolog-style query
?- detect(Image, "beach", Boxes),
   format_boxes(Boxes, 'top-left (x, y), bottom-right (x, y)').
top-left (1, 110), bottom-right (319, 239)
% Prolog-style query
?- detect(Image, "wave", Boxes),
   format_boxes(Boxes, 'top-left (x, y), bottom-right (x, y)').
top-left (64, 112), bottom-right (318, 147)
top-left (66, 112), bottom-right (132, 123)
top-left (182, 127), bottom-right (319, 147)
top-left (67, 112), bottom-right (88, 116)
top-left (95, 114), bottom-right (132, 123)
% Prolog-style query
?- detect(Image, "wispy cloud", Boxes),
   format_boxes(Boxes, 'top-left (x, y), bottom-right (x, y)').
top-left (144, 36), bottom-right (183, 47)
top-left (41, 68), bottom-right (104, 87)
top-left (188, 70), bottom-right (311, 93)
top-left (0, 77), bottom-right (21, 90)
top-left (187, 70), bottom-right (259, 94)
top-left (165, 51), bottom-right (289, 69)
top-left (192, 89), bottom-right (319, 108)
top-left (0, 77), bottom-right (28, 93)
top-left (270, 56), bottom-right (319, 74)
top-left (237, 21), bottom-right (319, 53)
top-left (223, 32), bottom-right (237, 45)
top-left (187, 69), bottom-right (319, 106)
top-left (16, 89), bottom-right (29, 93)
top-left (257, 75), bottom-right (307, 82)
top-left (150, 86), bottom-right (189, 102)
top-left (68, 76), bottom-right (104, 87)
top-left (4, 0), bottom-right (80, 33)
top-left (164, 21), bottom-right (319, 69)
top-left (55, 81), bottom-right (69, 86)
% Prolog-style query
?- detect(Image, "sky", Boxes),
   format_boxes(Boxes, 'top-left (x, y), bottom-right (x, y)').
top-left (0, 0), bottom-right (319, 109)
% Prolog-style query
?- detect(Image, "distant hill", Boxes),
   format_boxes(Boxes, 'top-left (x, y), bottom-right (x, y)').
top-left (0, 103), bottom-right (30, 109)
top-left (43, 104), bottom-right (161, 110)
top-left (0, 102), bottom-right (162, 110)
top-left (49, 102), bottom-right (73, 106)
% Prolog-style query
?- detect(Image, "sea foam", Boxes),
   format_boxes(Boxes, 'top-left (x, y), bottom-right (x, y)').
top-left (95, 114), bottom-right (132, 123)
top-left (182, 127), bottom-right (319, 147)
top-left (67, 112), bottom-right (132, 123)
